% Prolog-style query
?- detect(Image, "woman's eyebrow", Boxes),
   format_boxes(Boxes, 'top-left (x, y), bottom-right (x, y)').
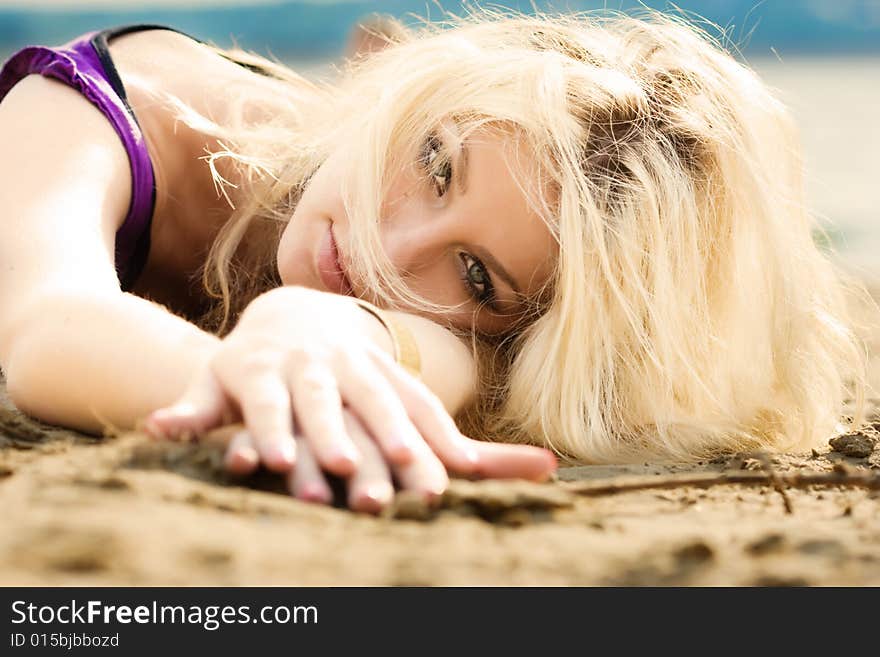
top-left (455, 140), bottom-right (469, 194)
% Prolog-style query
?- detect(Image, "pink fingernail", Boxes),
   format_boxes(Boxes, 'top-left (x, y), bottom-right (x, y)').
top-left (390, 440), bottom-right (414, 462)
top-left (236, 446), bottom-right (260, 467)
top-left (423, 486), bottom-right (446, 504)
top-left (275, 441), bottom-right (296, 465)
top-left (364, 483), bottom-right (393, 503)
top-left (337, 446), bottom-right (360, 468)
top-left (299, 483), bottom-right (331, 504)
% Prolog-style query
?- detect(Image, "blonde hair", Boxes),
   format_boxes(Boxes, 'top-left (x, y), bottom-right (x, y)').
top-left (183, 8), bottom-right (871, 463)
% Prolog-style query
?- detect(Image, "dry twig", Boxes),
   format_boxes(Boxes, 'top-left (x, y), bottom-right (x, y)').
top-left (561, 467), bottom-right (880, 498)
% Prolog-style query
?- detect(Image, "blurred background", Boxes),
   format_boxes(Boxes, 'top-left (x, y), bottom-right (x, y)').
top-left (1, 0), bottom-right (878, 282)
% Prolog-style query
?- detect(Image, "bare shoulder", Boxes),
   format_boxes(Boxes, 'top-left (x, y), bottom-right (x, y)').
top-left (105, 28), bottom-right (295, 211)
top-left (0, 73), bottom-right (131, 236)
top-left (108, 28), bottom-right (290, 125)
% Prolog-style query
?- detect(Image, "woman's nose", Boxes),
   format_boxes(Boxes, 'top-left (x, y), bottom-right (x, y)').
top-left (380, 205), bottom-right (452, 277)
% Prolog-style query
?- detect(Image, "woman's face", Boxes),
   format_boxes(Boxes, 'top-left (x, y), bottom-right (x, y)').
top-left (276, 127), bottom-right (557, 336)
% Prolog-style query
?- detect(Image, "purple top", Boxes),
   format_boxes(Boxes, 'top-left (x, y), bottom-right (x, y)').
top-left (0, 26), bottom-right (162, 290)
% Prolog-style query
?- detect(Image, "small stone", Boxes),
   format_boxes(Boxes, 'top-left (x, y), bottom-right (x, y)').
top-left (674, 540), bottom-right (715, 565)
top-left (386, 491), bottom-right (434, 521)
top-left (829, 432), bottom-right (876, 458)
top-left (746, 533), bottom-right (786, 556)
top-left (496, 509), bottom-right (534, 527)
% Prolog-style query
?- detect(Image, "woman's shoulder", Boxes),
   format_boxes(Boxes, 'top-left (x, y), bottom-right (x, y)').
top-left (107, 28), bottom-right (291, 125)
top-left (107, 26), bottom-right (286, 195)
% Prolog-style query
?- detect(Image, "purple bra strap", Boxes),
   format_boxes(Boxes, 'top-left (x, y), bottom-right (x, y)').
top-left (0, 31), bottom-right (155, 290)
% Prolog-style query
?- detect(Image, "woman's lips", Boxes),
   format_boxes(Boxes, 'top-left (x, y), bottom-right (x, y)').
top-left (317, 224), bottom-right (354, 295)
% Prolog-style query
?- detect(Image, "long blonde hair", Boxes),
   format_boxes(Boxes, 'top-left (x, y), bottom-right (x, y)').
top-left (181, 8), bottom-right (871, 463)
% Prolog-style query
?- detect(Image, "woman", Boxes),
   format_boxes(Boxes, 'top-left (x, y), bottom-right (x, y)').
top-left (0, 11), bottom-right (866, 512)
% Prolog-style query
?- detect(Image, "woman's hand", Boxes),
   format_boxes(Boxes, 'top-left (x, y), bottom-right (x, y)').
top-left (142, 286), bottom-right (557, 510)
top-left (224, 406), bottom-right (556, 513)
top-left (224, 408), bottom-right (452, 513)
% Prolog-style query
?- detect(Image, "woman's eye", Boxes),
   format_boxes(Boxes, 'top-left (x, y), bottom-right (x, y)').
top-left (421, 134), bottom-right (453, 197)
top-left (459, 253), bottom-right (496, 307)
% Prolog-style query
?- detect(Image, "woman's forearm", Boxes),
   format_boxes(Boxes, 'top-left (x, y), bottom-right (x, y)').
top-left (3, 287), bottom-right (476, 435)
top-left (3, 291), bottom-right (220, 434)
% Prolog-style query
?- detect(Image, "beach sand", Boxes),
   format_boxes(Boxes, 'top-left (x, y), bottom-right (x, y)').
top-left (1, 368), bottom-right (879, 586)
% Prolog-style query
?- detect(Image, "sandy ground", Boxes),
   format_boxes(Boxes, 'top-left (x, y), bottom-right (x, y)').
top-left (1, 370), bottom-right (879, 586)
top-left (3, 282), bottom-right (880, 587)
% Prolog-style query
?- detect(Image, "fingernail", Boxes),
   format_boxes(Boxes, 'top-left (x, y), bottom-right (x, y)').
top-left (389, 437), bottom-right (414, 462)
top-left (275, 440), bottom-right (296, 465)
top-left (299, 483), bottom-right (331, 504)
top-left (263, 441), bottom-right (295, 472)
top-left (236, 446), bottom-right (260, 466)
top-left (424, 486), bottom-right (446, 504)
top-left (226, 448), bottom-right (258, 475)
top-left (364, 482), bottom-right (393, 503)
top-left (336, 446), bottom-right (361, 469)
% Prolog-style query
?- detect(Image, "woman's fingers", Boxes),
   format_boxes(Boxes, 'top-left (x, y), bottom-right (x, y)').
top-left (343, 412), bottom-right (395, 513)
top-left (287, 360), bottom-right (360, 477)
top-left (338, 408), bottom-right (446, 509)
top-left (335, 353), bottom-right (424, 465)
top-left (370, 347), bottom-right (556, 481)
top-left (224, 429), bottom-right (260, 476)
top-left (286, 437), bottom-right (334, 505)
top-left (467, 442), bottom-right (558, 482)
top-left (392, 443), bottom-right (450, 504)
top-left (235, 373), bottom-right (297, 473)
top-left (228, 419), bottom-right (394, 514)
top-left (368, 348), bottom-right (479, 471)
top-left (143, 365), bottom-right (227, 440)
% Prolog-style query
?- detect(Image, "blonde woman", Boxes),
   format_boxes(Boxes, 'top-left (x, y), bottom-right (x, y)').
top-left (0, 12), bottom-right (866, 512)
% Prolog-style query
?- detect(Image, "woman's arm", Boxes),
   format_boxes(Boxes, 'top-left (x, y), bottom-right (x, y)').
top-left (4, 289), bottom-right (474, 435)
top-left (1, 47), bottom-right (554, 505)
top-left (0, 74), bottom-right (220, 431)
top-left (3, 291), bottom-right (220, 433)
top-left (0, 69), bottom-right (475, 434)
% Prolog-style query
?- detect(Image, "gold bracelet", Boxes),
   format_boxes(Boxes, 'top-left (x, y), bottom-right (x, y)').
top-left (352, 298), bottom-right (422, 379)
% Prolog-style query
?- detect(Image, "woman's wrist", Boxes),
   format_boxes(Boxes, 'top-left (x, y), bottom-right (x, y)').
top-left (350, 298), bottom-right (422, 379)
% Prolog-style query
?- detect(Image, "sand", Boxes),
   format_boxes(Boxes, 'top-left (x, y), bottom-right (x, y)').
top-left (2, 371), bottom-right (879, 587)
